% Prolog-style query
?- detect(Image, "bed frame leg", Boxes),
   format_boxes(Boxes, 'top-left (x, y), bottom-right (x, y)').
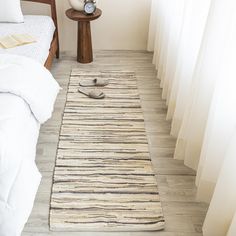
top-left (56, 48), bottom-right (60, 59)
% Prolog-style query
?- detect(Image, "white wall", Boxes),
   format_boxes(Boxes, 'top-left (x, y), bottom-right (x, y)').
top-left (22, 0), bottom-right (151, 52)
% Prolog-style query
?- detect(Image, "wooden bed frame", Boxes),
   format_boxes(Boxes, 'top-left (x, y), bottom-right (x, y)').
top-left (23, 0), bottom-right (59, 69)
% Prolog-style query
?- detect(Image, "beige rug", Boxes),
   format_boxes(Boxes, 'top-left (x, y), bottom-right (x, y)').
top-left (49, 70), bottom-right (165, 231)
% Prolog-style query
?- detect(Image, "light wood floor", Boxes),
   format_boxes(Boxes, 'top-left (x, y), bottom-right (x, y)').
top-left (22, 51), bottom-right (208, 236)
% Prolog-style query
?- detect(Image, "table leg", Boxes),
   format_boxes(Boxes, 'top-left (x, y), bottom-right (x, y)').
top-left (77, 21), bottom-right (93, 63)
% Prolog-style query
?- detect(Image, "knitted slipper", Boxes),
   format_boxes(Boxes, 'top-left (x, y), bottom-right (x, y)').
top-left (78, 88), bottom-right (105, 99)
top-left (79, 78), bottom-right (109, 87)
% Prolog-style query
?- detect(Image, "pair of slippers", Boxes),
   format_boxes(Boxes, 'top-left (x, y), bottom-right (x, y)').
top-left (78, 78), bottom-right (109, 99)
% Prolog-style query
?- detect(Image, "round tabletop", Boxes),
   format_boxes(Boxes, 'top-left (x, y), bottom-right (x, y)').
top-left (66, 8), bottom-right (102, 22)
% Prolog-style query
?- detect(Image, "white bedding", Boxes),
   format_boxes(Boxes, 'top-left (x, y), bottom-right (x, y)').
top-left (0, 54), bottom-right (60, 236)
top-left (0, 15), bottom-right (55, 64)
top-left (0, 93), bottom-right (41, 236)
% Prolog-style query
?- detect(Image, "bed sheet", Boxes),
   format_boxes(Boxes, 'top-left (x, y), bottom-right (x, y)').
top-left (0, 15), bottom-right (55, 64)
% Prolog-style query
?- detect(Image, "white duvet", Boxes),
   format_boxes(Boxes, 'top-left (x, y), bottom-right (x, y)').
top-left (0, 54), bottom-right (60, 236)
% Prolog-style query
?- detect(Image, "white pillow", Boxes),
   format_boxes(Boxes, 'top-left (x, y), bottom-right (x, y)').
top-left (0, 0), bottom-right (24, 23)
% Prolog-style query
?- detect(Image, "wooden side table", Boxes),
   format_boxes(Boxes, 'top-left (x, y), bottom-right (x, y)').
top-left (66, 8), bottom-right (102, 63)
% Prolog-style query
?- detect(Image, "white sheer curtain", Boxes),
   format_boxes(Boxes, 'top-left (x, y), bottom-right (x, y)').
top-left (148, 0), bottom-right (236, 235)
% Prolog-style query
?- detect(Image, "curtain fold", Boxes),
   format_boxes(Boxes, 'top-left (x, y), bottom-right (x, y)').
top-left (148, 0), bottom-right (236, 235)
top-left (169, 0), bottom-right (211, 135)
top-left (202, 129), bottom-right (236, 236)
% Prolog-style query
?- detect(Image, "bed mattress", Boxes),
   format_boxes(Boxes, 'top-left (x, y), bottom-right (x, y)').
top-left (0, 15), bottom-right (55, 64)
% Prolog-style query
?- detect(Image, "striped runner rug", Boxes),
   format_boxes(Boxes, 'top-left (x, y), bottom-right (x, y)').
top-left (49, 70), bottom-right (165, 231)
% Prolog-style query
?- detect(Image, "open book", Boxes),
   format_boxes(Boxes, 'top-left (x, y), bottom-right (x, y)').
top-left (0, 34), bottom-right (36, 49)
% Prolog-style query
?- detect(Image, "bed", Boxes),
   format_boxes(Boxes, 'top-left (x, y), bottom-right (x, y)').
top-left (0, 0), bottom-right (59, 69)
top-left (0, 54), bottom-right (60, 236)
top-left (0, 1), bottom-right (60, 235)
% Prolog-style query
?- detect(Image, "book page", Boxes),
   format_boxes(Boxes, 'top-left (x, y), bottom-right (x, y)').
top-left (0, 34), bottom-right (36, 49)
top-left (0, 35), bottom-right (20, 48)
top-left (12, 34), bottom-right (36, 44)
